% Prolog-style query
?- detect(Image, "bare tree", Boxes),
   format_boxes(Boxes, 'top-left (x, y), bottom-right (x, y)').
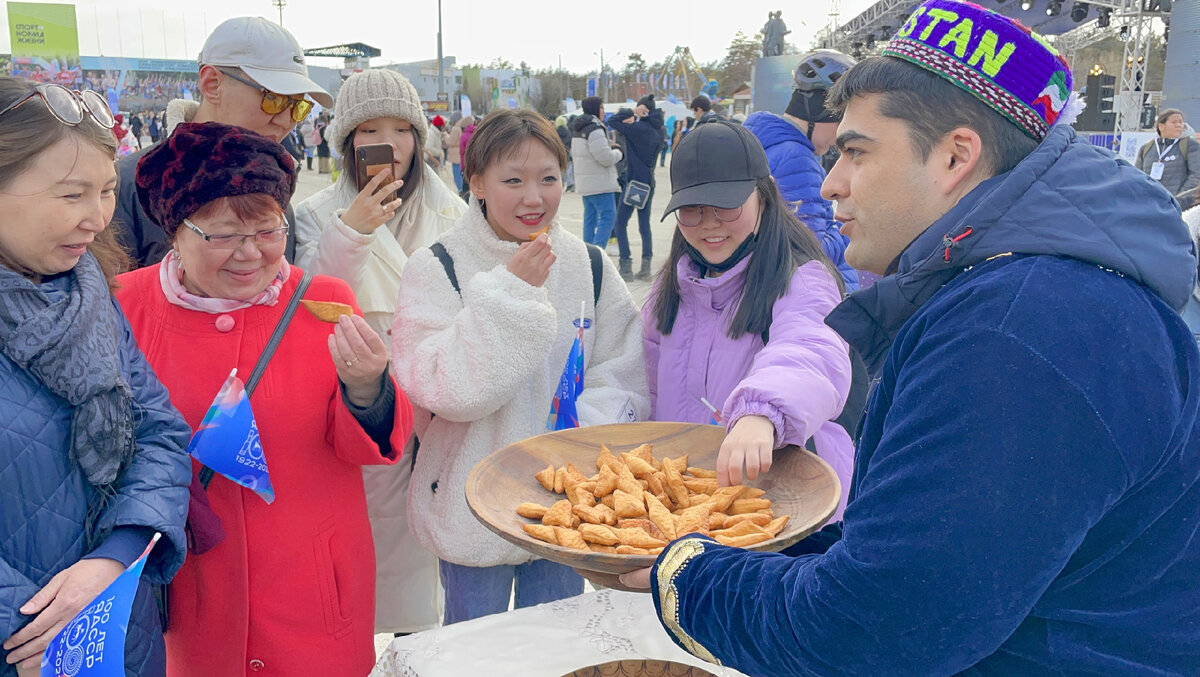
top-left (718, 31), bottom-right (763, 96)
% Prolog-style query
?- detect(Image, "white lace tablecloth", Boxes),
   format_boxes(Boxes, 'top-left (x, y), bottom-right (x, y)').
top-left (371, 589), bottom-right (748, 677)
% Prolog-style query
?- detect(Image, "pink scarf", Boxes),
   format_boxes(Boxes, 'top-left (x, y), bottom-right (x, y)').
top-left (159, 250), bottom-right (290, 314)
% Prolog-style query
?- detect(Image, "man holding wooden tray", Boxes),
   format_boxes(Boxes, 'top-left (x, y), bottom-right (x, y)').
top-left (622, 2), bottom-right (1200, 674)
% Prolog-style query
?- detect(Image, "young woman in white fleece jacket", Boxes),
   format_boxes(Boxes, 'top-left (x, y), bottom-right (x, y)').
top-left (391, 109), bottom-right (650, 624)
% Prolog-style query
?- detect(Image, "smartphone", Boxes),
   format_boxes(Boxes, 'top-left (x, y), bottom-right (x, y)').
top-left (355, 143), bottom-right (397, 202)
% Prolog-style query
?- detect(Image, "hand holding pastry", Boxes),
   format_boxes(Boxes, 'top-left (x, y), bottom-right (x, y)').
top-left (507, 234), bottom-right (555, 287)
top-left (328, 315), bottom-right (390, 407)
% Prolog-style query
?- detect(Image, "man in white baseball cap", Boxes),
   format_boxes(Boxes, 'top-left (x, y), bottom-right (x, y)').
top-left (114, 16), bottom-right (332, 266)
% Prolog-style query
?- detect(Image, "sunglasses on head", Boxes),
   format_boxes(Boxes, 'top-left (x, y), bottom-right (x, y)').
top-left (217, 68), bottom-right (313, 123)
top-left (0, 83), bottom-right (115, 129)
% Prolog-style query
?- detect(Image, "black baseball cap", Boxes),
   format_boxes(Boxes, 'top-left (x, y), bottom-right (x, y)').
top-left (661, 121), bottom-right (771, 221)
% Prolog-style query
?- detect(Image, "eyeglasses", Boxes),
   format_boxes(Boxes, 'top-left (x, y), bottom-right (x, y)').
top-left (0, 84), bottom-right (115, 128)
top-left (217, 68), bottom-right (313, 123)
top-left (675, 204), bottom-right (744, 228)
top-left (183, 218), bottom-right (289, 250)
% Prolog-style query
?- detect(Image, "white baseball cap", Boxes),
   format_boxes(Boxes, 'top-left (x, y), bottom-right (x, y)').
top-left (198, 17), bottom-right (333, 108)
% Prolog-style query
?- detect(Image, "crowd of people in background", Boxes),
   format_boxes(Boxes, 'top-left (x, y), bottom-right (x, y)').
top-left (81, 70), bottom-right (197, 110)
top-left (3, 3), bottom-right (1200, 676)
top-left (110, 110), bottom-right (165, 156)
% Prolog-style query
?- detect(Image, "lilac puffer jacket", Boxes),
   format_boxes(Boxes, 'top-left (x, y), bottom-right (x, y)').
top-left (643, 255), bottom-right (854, 519)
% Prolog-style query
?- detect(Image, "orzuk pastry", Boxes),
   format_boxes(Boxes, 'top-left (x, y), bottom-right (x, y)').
top-left (300, 300), bottom-right (354, 323)
top-left (516, 443), bottom-right (785, 552)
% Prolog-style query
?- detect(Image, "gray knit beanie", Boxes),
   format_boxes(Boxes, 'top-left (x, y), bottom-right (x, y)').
top-left (326, 69), bottom-right (427, 152)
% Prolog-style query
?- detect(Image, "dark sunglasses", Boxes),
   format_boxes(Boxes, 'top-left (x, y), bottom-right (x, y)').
top-left (217, 68), bottom-right (313, 123)
top-left (0, 83), bottom-right (115, 128)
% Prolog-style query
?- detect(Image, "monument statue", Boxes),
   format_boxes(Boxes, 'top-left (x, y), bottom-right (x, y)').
top-left (762, 11), bottom-right (791, 57)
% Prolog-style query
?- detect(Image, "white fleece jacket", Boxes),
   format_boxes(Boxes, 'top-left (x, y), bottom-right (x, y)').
top-left (392, 202), bottom-right (650, 566)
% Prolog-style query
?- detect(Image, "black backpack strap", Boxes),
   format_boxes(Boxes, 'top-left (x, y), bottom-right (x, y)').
top-left (587, 244), bottom-right (603, 308)
top-left (430, 242), bottom-right (461, 297)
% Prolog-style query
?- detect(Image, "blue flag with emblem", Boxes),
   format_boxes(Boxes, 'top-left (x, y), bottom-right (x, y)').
top-left (187, 368), bottom-right (275, 503)
top-left (547, 303), bottom-right (589, 431)
top-left (41, 533), bottom-right (161, 677)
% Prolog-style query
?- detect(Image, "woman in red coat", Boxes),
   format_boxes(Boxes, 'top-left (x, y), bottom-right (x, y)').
top-left (114, 122), bottom-right (413, 676)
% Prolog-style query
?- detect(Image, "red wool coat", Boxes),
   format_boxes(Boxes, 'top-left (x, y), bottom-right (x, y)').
top-left (115, 265), bottom-right (413, 677)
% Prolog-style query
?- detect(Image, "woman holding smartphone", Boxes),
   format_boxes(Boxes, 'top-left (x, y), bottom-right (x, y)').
top-left (294, 68), bottom-right (464, 637)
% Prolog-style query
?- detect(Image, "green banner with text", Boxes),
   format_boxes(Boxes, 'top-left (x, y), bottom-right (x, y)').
top-left (7, 2), bottom-right (81, 85)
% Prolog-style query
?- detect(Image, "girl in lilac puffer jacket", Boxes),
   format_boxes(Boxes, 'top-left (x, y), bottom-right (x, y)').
top-left (643, 121), bottom-right (854, 519)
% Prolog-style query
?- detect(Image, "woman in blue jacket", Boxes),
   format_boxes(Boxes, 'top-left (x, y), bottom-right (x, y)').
top-left (0, 77), bottom-right (191, 676)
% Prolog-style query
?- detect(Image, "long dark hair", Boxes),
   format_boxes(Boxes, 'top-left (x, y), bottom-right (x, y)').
top-left (652, 176), bottom-right (845, 340)
top-left (340, 126), bottom-right (423, 202)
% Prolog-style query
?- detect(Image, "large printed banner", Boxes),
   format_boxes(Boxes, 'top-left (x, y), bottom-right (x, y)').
top-left (7, 2), bottom-right (81, 86)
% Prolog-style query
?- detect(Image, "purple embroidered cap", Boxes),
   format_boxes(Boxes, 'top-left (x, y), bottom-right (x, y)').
top-left (882, 0), bottom-right (1074, 141)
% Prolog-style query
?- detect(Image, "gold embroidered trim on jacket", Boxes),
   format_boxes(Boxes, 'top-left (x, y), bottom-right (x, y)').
top-left (655, 538), bottom-right (720, 665)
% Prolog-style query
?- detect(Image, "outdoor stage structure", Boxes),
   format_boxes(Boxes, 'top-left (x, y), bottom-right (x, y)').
top-left (811, 0), bottom-right (1198, 150)
top-left (303, 42), bottom-right (382, 75)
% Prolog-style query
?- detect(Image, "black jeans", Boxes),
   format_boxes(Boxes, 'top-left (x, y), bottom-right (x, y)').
top-left (614, 185), bottom-right (655, 260)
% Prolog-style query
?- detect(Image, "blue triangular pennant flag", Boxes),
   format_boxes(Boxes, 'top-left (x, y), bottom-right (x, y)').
top-left (41, 533), bottom-right (161, 677)
top-left (547, 311), bottom-right (590, 431)
top-left (187, 369), bottom-right (275, 503)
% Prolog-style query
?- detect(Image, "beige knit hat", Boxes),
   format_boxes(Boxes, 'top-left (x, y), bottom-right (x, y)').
top-left (326, 69), bottom-right (427, 152)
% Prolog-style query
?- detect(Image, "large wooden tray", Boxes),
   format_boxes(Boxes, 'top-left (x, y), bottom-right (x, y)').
top-left (466, 422), bottom-right (840, 589)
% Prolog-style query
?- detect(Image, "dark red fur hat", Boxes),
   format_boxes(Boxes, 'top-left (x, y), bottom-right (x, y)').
top-left (136, 121), bottom-right (296, 236)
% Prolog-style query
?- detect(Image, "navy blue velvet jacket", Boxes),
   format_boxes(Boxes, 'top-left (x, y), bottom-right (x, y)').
top-left (650, 126), bottom-right (1200, 675)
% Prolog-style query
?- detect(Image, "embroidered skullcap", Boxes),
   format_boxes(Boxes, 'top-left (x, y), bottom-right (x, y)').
top-left (882, 0), bottom-right (1073, 141)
